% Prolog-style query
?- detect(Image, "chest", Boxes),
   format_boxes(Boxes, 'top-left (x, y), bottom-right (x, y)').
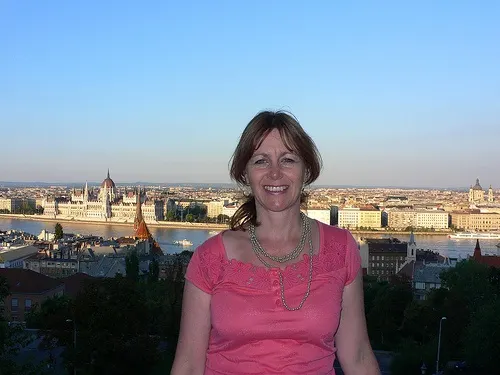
top-left (209, 261), bottom-right (347, 345)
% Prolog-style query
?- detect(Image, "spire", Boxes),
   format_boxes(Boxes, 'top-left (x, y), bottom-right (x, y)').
top-left (409, 231), bottom-right (416, 246)
top-left (473, 239), bottom-right (482, 260)
top-left (107, 169), bottom-right (110, 179)
top-left (134, 186), bottom-right (144, 231)
top-left (84, 181), bottom-right (89, 201)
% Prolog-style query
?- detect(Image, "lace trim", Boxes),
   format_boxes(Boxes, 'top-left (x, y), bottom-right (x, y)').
top-left (200, 230), bottom-right (348, 290)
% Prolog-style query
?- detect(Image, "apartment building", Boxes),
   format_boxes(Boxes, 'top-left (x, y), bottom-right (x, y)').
top-left (364, 238), bottom-right (408, 281)
top-left (388, 209), bottom-right (449, 229)
top-left (359, 208), bottom-right (382, 229)
top-left (338, 206), bottom-right (381, 229)
top-left (0, 198), bottom-right (29, 213)
top-left (450, 211), bottom-right (500, 231)
top-left (304, 208), bottom-right (331, 225)
top-left (0, 268), bottom-right (65, 322)
top-left (206, 200), bottom-right (226, 219)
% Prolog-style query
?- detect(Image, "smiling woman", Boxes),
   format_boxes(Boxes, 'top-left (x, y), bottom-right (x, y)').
top-left (229, 111), bottom-right (322, 230)
top-left (171, 110), bottom-right (381, 375)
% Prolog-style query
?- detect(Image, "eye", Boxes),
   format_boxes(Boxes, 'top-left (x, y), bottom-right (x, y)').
top-left (254, 159), bottom-right (267, 165)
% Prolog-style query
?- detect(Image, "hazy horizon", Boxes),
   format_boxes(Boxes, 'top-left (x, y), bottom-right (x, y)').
top-left (0, 178), bottom-right (479, 191)
top-left (2, 1), bottom-right (499, 187)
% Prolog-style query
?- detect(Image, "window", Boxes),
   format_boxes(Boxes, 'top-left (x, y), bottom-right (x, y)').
top-left (25, 299), bottom-right (32, 312)
top-left (415, 282), bottom-right (425, 290)
top-left (11, 298), bottom-right (18, 311)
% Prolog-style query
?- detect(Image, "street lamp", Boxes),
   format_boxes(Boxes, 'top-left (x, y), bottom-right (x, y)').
top-left (436, 316), bottom-right (447, 375)
top-left (66, 319), bottom-right (77, 375)
top-left (420, 363), bottom-right (427, 374)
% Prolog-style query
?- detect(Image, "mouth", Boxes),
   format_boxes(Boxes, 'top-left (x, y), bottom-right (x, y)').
top-left (263, 185), bottom-right (288, 193)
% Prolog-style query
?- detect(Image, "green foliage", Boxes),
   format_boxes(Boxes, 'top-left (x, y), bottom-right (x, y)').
top-left (165, 210), bottom-right (176, 221)
top-left (54, 223), bottom-right (63, 240)
top-left (390, 260), bottom-right (500, 374)
top-left (125, 249), bottom-right (139, 281)
top-left (148, 258), bottom-right (160, 283)
top-left (463, 298), bottom-right (500, 373)
top-left (27, 275), bottom-right (185, 375)
top-left (364, 278), bottom-right (412, 349)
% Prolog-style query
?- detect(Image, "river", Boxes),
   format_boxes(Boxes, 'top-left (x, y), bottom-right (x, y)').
top-left (1, 218), bottom-right (499, 258)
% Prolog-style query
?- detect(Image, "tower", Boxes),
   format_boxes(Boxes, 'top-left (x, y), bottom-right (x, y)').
top-left (407, 231), bottom-right (417, 262)
top-left (473, 239), bottom-right (482, 260)
top-left (469, 178), bottom-right (485, 204)
top-left (488, 185), bottom-right (494, 203)
top-left (134, 187), bottom-right (144, 231)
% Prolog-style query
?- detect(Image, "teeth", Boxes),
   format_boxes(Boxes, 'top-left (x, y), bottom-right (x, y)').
top-left (264, 186), bottom-right (287, 192)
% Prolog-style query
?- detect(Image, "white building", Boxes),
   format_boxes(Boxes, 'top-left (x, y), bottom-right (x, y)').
top-left (43, 171), bottom-right (164, 223)
top-left (304, 208), bottom-right (331, 225)
top-left (388, 209), bottom-right (449, 229)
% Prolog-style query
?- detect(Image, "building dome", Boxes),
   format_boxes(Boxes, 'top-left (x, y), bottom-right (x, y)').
top-left (472, 178), bottom-right (483, 191)
top-left (101, 169), bottom-right (116, 189)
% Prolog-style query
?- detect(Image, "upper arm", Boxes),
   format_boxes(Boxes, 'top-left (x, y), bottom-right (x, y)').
top-left (171, 281), bottom-right (211, 375)
top-left (335, 272), bottom-right (380, 375)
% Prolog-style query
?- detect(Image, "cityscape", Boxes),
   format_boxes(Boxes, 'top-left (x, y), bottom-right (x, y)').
top-left (2, 1), bottom-right (500, 374)
top-left (1, 174), bottom-right (499, 374)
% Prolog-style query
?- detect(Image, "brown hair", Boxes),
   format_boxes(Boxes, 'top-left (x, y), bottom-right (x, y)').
top-left (229, 110), bottom-right (322, 230)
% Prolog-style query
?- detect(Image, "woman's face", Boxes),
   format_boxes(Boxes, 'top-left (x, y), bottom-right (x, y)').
top-left (245, 129), bottom-right (305, 214)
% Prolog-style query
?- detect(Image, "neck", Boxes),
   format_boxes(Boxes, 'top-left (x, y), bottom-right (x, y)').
top-left (254, 207), bottom-right (303, 242)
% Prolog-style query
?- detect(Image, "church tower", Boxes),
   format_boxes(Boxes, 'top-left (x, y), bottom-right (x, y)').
top-left (488, 185), bottom-right (494, 203)
top-left (407, 231), bottom-right (417, 262)
top-left (469, 178), bottom-right (485, 204)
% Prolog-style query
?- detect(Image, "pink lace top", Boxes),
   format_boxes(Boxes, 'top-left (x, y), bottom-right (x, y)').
top-left (185, 222), bottom-right (361, 375)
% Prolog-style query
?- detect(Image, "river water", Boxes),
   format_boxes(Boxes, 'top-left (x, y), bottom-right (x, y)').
top-left (1, 218), bottom-right (499, 258)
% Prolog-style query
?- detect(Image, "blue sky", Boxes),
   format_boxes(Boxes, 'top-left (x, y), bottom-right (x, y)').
top-left (1, 0), bottom-right (499, 188)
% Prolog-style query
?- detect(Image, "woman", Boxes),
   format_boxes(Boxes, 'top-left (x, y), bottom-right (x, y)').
top-left (171, 111), bottom-right (380, 375)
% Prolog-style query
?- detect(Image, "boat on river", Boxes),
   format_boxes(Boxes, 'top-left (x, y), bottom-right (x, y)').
top-left (449, 232), bottom-right (500, 240)
top-left (173, 239), bottom-right (193, 246)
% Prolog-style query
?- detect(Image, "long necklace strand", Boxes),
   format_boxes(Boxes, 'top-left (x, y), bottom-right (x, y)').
top-left (249, 216), bottom-right (314, 311)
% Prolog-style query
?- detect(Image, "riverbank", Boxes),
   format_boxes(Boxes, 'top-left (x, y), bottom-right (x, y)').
top-left (0, 214), bottom-right (229, 231)
top-left (352, 230), bottom-right (451, 236)
top-left (0, 214), bottom-right (455, 236)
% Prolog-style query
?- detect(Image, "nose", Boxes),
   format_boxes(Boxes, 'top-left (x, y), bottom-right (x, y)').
top-left (269, 164), bottom-right (282, 180)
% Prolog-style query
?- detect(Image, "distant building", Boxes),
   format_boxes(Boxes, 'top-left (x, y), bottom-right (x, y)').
top-left (0, 245), bottom-right (40, 268)
top-left (42, 171), bottom-right (164, 223)
top-left (387, 209), bottom-right (449, 230)
top-left (468, 178), bottom-right (495, 204)
top-left (472, 239), bottom-right (500, 268)
top-left (0, 198), bottom-right (36, 214)
top-left (304, 208), bottom-right (331, 225)
top-left (337, 206), bottom-right (381, 229)
top-left (450, 211), bottom-right (500, 231)
top-left (412, 262), bottom-right (453, 300)
top-left (361, 236), bottom-right (411, 281)
top-left (222, 203), bottom-right (239, 218)
top-left (0, 268), bottom-right (65, 322)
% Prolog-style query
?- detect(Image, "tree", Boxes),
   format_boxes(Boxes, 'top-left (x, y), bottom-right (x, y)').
top-left (54, 223), bottom-right (63, 240)
top-left (165, 211), bottom-right (176, 221)
top-left (72, 278), bottom-right (159, 375)
top-left (148, 258), bottom-right (160, 283)
top-left (464, 298), bottom-right (500, 373)
top-left (125, 249), bottom-right (140, 282)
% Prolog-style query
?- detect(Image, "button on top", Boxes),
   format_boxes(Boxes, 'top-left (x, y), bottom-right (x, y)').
top-left (272, 280), bottom-right (279, 287)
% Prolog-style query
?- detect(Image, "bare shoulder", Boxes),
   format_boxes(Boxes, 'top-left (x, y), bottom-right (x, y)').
top-left (221, 228), bottom-right (252, 261)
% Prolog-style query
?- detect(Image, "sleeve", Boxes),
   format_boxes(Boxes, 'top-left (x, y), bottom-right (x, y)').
top-left (344, 230), bottom-right (362, 285)
top-left (184, 238), bottom-right (221, 294)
